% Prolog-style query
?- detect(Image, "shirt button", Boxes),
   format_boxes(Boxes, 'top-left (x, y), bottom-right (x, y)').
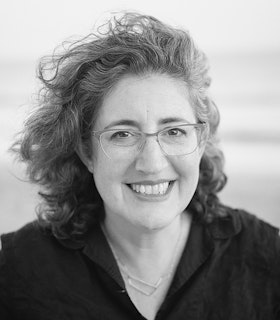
top-left (118, 289), bottom-right (126, 293)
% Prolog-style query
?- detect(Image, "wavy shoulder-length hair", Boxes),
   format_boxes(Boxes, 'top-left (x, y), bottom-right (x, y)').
top-left (12, 12), bottom-right (227, 240)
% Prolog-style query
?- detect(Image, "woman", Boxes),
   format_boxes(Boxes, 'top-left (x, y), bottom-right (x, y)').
top-left (0, 12), bottom-right (279, 320)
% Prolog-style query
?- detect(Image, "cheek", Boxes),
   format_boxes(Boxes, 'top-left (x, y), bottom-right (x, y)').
top-left (91, 149), bottom-right (127, 202)
top-left (178, 151), bottom-right (200, 171)
top-left (93, 164), bottom-right (119, 206)
top-left (175, 153), bottom-right (201, 187)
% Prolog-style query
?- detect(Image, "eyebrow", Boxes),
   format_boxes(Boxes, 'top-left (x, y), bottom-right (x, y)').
top-left (104, 120), bottom-right (139, 129)
top-left (160, 117), bottom-right (191, 125)
top-left (104, 117), bottom-right (191, 129)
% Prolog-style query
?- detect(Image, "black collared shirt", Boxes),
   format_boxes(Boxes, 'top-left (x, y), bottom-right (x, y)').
top-left (0, 207), bottom-right (280, 319)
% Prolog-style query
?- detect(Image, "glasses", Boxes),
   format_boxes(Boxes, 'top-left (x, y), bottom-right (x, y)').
top-left (92, 123), bottom-right (208, 159)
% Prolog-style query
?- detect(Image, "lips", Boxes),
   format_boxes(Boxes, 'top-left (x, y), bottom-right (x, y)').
top-left (127, 181), bottom-right (174, 196)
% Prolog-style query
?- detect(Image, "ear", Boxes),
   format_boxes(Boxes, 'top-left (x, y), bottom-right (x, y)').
top-left (75, 143), bottom-right (94, 173)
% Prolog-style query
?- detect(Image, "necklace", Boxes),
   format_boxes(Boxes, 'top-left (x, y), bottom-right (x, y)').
top-left (101, 222), bottom-right (183, 296)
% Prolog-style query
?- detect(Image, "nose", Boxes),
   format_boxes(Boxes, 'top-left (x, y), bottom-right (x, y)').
top-left (134, 137), bottom-right (169, 174)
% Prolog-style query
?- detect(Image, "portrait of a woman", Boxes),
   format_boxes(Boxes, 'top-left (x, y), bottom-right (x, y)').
top-left (0, 12), bottom-right (279, 320)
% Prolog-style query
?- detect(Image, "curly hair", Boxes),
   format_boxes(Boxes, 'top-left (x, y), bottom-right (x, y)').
top-left (12, 12), bottom-right (227, 240)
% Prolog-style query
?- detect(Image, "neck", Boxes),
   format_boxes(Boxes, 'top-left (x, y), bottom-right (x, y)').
top-left (102, 212), bottom-right (192, 280)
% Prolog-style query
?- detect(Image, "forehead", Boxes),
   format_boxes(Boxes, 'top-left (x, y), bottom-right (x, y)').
top-left (95, 73), bottom-right (196, 129)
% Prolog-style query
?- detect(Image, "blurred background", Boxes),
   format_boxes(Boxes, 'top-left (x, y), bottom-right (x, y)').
top-left (0, 0), bottom-right (279, 234)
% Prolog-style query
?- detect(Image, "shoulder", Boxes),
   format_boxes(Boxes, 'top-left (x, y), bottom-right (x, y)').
top-left (237, 209), bottom-right (280, 264)
top-left (0, 222), bottom-right (53, 306)
top-left (1, 221), bottom-right (53, 253)
top-left (0, 221), bottom-right (66, 273)
top-left (211, 204), bottom-right (279, 241)
top-left (0, 220), bottom-right (89, 271)
top-left (233, 208), bottom-right (279, 246)
top-left (0, 221), bottom-right (83, 296)
top-left (210, 205), bottom-right (280, 272)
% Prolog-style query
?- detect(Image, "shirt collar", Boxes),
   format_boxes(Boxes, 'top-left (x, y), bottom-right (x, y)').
top-left (208, 207), bottom-right (242, 239)
top-left (57, 206), bottom-right (242, 290)
top-left (83, 223), bottom-right (125, 288)
top-left (57, 222), bottom-right (125, 288)
top-left (167, 207), bottom-right (242, 296)
top-left (167, 218), bottom-right (214, 296)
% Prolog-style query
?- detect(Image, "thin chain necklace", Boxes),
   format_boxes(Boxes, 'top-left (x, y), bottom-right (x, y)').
top-left (101, 222), bottom-right (183, 296)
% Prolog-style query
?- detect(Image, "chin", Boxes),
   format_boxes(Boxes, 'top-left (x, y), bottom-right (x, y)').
top-left (131, 210), bottom-right (181, 231)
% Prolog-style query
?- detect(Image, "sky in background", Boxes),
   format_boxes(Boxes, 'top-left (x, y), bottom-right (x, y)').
top-left (0, 0), bottom-right (280, 232)
top-left (1, 0), bottom-right (280, 60)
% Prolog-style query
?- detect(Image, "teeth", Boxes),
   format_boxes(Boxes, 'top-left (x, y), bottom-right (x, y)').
top-left (131, 182), bottom-right (170, 195)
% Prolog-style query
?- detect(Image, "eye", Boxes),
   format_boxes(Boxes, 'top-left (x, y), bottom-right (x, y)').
top-left (107, 130), bottom-right (140, 146)
top-left (166, 128), bottom-right (187, 137)
top-left (110, 130), bottom-right (133, 140)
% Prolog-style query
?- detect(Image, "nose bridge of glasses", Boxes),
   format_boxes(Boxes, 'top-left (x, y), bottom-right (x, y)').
top-left (144, 131), bottom-right (160, 139)
top-left (138, 131), bottom-right (163, 152)
top-left (135, 131), bottom-right (170, 173)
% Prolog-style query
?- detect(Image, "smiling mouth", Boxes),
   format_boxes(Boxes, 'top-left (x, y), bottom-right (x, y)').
top-left (127, 181), bottom-right (174, 196)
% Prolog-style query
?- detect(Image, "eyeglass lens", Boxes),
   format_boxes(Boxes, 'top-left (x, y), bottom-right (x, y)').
top-left (99, 125), bottom-right (204, 159)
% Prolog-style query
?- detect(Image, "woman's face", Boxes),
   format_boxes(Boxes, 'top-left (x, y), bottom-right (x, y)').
top-left (88, 73), bottom-right (204, 231)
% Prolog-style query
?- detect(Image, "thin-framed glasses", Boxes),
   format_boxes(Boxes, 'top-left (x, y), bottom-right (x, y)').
top-left (92, 122), bottom-right (208, 159)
